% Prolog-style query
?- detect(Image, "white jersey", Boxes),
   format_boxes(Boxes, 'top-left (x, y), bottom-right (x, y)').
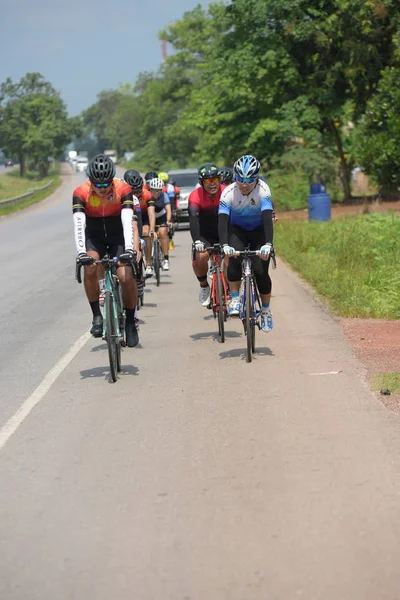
top-left (218, 180), bottom-right (273, 231)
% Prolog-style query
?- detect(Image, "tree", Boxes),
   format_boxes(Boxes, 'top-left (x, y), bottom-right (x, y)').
top-left (0, 73), bottom-right (73, 176)
top-left (355, 66), bottom-right (400, 191)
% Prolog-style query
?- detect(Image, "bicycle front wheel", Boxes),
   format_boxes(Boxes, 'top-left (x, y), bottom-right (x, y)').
top-left (245, 275), bottom-right (254, 363)
top-left (105, 291), bottom-right (118, 382)
top-left (216, 267), bottom-right (225, 343)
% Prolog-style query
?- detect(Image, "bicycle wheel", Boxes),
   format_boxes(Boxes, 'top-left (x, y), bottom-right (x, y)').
top-left (216, 267), bottom-right (225, 343)
top-left (153, 240), bottom-right (161, 287)
top-left (115, 281), bottom-right (124, 371)
top-left (245, 275), bottom-right (254, 363)
top-left (105, 291), bottom-right (118, 382)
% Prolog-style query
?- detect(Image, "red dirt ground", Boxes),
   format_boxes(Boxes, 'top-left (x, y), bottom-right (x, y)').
top-left (341, 318), bottom-right (400, 413)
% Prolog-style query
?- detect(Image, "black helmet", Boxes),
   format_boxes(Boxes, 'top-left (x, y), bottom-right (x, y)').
top-left (197, 163), bottom-right (220, 182)
top-left (144, 171), bottom-right (158, 183)
top-left (219, 167), bottom-right (234, 184)
top-left (124, 169), bottom-right (143, 189)
top-left (87, 154), bottom-right (116, 183)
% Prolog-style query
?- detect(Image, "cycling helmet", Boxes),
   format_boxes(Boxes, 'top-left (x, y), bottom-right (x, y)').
top-left (124, 169), bottom-right (143, 189)
top-left (149, 177), bottom-right (164, 190)
top-left (158, 171), bottom-right (169, 182)
top-left (233, 155), bottom-right (261, 180)
top-left (197, 163), bottom-right (220, 182)
top-left (144, 171), bottom-right (158, 182)
top-left (219, 167), bottom-right (234, 184)
top-left (87, 154), bottom-right (116, 183)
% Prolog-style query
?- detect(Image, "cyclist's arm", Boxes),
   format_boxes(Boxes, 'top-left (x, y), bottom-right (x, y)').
top-left (135, 209), bottom-right (143, 238)
top-left (121, 208), bottom-right (134, 251)
top-left (165, 200), bottom-right (172, 222)
top-left (148, 204), bottom-right (156, 233)
top-left (261, 193), bottom-right (274, 244)
top-left (218, 191), bottom-right (231, 246)
top-left (132, 218), bottom-right (140, 254)
top-left (72, 195), bottom-right (86, 254)
top-left (188, 190), bottom-right (202, 242)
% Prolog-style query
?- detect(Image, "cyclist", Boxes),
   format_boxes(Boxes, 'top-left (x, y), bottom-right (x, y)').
top-left (189, 163), bottom-right (226, 306)
top-left (148, 177), bottom-right (172, 271)
top-left (123, 171), bottom-right (156, 277)
top-left (219, 167), bottom-right (234, 185)
top-left (72, 154), bottom-right (139, 346)
top-left (123, 169), bottom-right (143, 237)
top-left (144, 171), bottom-right (159, 191)
top-left (218, 154), bottom-right (274, 332)
top-left (158, 171), bottom-right (176, 250)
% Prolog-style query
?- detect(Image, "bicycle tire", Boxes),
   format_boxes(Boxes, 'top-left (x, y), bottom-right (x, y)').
top-left (245, 275), bottom-right (253, 363)
top-left (105, 291), bottom-right (118, 382)
top-left (153, 239), bottom-right (161, 287)
top-left (216, 267), bottom-right (225, 343)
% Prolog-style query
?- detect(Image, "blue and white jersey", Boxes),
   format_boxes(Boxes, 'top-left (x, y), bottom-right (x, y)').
top-left (154, 191), bottom-right (170, 219)
top-left (218, 180), bottom-right (273, 231)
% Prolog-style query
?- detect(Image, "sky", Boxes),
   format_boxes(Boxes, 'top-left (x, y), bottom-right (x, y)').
top-left (0, 0), bottom-right (212, 116)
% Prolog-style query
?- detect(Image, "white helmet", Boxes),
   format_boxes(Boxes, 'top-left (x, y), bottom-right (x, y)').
top-left (149, 177), bottom-right (164, 190)
top-left (233, 154), bottom-right (261, 180)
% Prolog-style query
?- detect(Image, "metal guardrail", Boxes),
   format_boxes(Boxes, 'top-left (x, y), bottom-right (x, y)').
top-left (0, 179), bottom-right (54, 207)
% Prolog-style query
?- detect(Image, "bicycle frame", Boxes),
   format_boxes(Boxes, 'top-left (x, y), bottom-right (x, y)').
top-left (238, 253), bottom-right (261, 327)
top-left (205, 244), bottom-right (229, 315)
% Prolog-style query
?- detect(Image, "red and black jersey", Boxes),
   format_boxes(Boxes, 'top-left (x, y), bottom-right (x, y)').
top-left (188, 184), bottom-right (226, 242)
top-left (72, 178), bottom-right (133, 238)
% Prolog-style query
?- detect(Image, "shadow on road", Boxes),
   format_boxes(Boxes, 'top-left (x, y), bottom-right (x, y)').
top-left (80, 363), bottom-right (139, 381)
top-left (219, 346), bottom-right (274, 360)
top-left (142, 303), bottom-right (157, 308)
top-left (190, 330), bottom-right (241, 342)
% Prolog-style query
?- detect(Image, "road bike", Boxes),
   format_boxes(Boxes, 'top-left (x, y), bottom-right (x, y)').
top-left (235, 247), bottom-right (277, 363)
top-left (204, 244), bottom-right (229, 343)
top-left (76, 254), bottom-right (136, 382)
top-left (151, 224), bottom-right (168, 287)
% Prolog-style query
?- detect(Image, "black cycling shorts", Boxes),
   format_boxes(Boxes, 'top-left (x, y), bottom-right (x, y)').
top-left (227, 225), bottom-right (272, 295)
top-left (86, 232), bottom-right (124, 259)
top-left (142, 212), bottom-right (168, 228)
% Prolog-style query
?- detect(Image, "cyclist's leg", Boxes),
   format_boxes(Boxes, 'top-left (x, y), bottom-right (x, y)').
top-left (113, 240), bottom-right (139, 347)
top-left (251, 228), bottom-right (273, 331)
top-left (142, 215), bottom-right (152, 267)
top-left (156, 215), bottom-right (169, 258)
top-left (85, 235), bottom-right (104, 336)
top-left (227, 226), bottom-right (246, 314)
top-left (193, 234), bottom-right (213, 306)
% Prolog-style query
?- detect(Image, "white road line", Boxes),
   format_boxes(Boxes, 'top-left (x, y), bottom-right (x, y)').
top-left (0, 331), bottom-right (91, 451)
top-left (310, 371), bottom-right (343, 376)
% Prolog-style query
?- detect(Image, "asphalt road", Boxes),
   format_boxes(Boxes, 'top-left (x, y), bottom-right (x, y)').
top-left (1, 167), bottom-right (400, 599)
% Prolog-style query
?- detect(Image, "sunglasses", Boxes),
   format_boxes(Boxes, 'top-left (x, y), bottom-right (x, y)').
top-left (236, 175), bottom-right (258, 184)
top-left (93, 182), bottom-right (112, 188)
top-left (203, 177), bottom-right (220, 184)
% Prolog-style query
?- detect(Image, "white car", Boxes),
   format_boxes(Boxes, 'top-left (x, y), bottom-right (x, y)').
top-left (167, 169), bottom-right (198, 229)
top-left (75, 156), bottom-right (89, 173)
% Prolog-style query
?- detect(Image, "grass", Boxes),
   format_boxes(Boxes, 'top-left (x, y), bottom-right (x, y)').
top-left (0, 164), bottom-right (61, 216)
top-left (371, 373), bottom-right (400, 394)
top-left (275, 213), bottom-right (400, 319)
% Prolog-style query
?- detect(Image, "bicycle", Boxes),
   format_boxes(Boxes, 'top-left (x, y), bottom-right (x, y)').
top-left (235, 247), bottom-right (277, 363)
top-left (136, 240), bottom-right (146, 309)
top-left (76, 253), bottom-right (136, 382)
top-left (204, 244), bottom-right (229, 343)
top-left (151, 224), bottom-right (167, 287)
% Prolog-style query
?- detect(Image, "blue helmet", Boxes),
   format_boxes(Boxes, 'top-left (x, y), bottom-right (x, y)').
top-left (233, 155), bottom-right (261, 180)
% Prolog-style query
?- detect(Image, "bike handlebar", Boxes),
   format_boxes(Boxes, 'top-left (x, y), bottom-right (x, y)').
top-left (75, 253), bottom-right (138, 284)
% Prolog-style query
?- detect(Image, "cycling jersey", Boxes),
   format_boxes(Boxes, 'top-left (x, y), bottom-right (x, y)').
top-left (72, 178), bottom-right (134, 253)
top-left (218, 180), bottom-right (273, 231)
top-left (151, 191), bottom-right (170, 219)
top-left (188, 184), bottom-right (226, 243)
top-left (138, 188), bottom-right (155, 214)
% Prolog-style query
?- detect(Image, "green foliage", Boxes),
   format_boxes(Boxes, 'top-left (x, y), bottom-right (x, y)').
top-left (0, 73), bottom-right (74, 177)
top-left (267, 168), bottom-right (309, 211)
top-left (0, 163), bottom-right (61, 215)
top-left (80, 1), bottom-right (400, 197)
top-left (355, 66), bottom-right (400, 190)
top-left (276, 213), bottom-right (400, 318)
